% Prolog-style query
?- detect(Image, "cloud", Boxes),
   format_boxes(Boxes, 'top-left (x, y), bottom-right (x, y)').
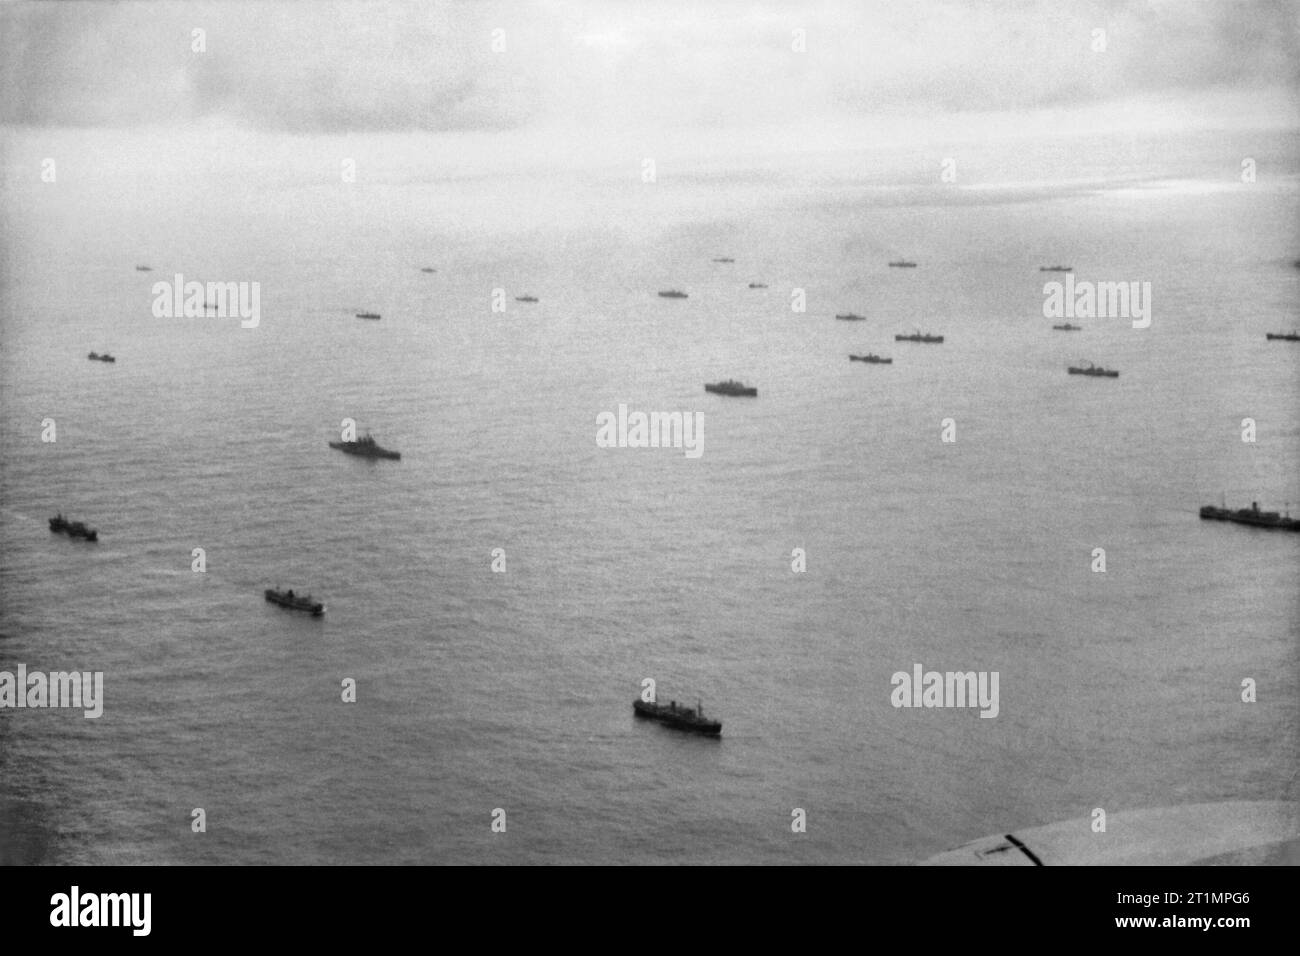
top-left (1, 0), bottom-right (1296, 132)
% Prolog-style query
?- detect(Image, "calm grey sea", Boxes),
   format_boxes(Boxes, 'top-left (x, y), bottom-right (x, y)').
top-left (1, 126), bottom-right (1297, 863)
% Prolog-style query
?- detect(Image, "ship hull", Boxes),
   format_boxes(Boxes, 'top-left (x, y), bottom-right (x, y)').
top-left (704, 385), bottom-right (757, 397)
top-left (328, 441), bottom-right (401, 460)
top-left (633, 700), bottom-right (721, 736)
top-left (1200, 506), bottom-right (1300, 531)
top-left (895, 336), bottom-right (943, 343)
top-left (264, 590), bottom-right (325, 615)
top-left (850, 355), bottom-right (891, 364)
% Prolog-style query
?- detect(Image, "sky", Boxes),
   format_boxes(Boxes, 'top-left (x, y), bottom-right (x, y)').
top-left (2, 0), bottom-right (1297, 140)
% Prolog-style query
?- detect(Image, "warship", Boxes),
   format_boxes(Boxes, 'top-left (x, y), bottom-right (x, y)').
top-left (87, 352), bottom-right (116, 362)
top-left (1052, 323), bottom-right (1082, 331)
top-left (748, 282), bottom-right (768, 289)
top-left (264, 588), bottom-right (325, 616)
top-left (657, 290), bottom-right (688, 299)
top-left (850, 354), bottom-right (892, 364)
top-left (633, 698), bottom-right (722, 736)
top-left (895, 331), bottom-right (943, 343)
top-left (704, 380), bottom-right (758, 397)
top-left (515, 295), bottom-right (539, 303)
top-left (1039, 265), bottom-right (1073, 272)
top-left (328, 433), bottom-right (401, 460)
top-left (355, 312), bottom-right (381, 320)
top-left (1265, 331), bottom-right (1298, 341)
top-left (835, 312), bottom-right (867, 321)
top-left (888, 260), bottom-right (917, 268)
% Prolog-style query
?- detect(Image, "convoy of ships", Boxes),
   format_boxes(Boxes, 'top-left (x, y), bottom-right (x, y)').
top-left (43, 253), bottom-right (1297, 748)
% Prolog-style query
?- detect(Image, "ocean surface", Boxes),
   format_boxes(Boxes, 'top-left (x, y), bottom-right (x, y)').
top-left (1, 125), bottom-right (1298, 864)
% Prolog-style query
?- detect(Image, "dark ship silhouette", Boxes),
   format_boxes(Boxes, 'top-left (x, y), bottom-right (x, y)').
top-left (704, 380), bottom-right (758, 397)
top-left (1199, 502), bottom-right (1299, 532)
top-left (1068, 361), bottom-right (1118, 377)
top-left (264, 588), bottom-right (325, 615)
top-left (850, 354), bottom-right (892, 364)
top-left (895, 331), bottom-right (943, 343)
top-left (49, 514), bottom-right (98, 542)
top-left (328, 433), bottom-right (401, 460)
top-left (633, 697), bottom-right (721, 736)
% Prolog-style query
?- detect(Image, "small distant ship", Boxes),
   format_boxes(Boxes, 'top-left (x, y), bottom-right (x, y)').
top-left (49, 514), bottom-right (98, 542)
top-left (1067, 361), bottom-right (1118, 377)
top-left (850, 354), bottom-right (892, 364)
top-left (712, 257), bottom-right (735, 263)
top-left (135, 265), bottom-right (152, 272)
top-left (888, 260), bottom-right (917, 268)
top-left (895, 331), bottom-right (943, 343)
top-left (633, 698), bottom-right (721, 736)
top-left (658, 290), bottom-right (688, 299)
top-left (704, 380), bottom-right (758, 397)
top-left (1199, 502), bottom-right (1299, 532)
top-left (1265, 331), bottom-right (1298, 341)
top-left (835, 312), bottom-right (867, 321)
top-left (748, 282), bottom-right (767, 289)
top-left (328, 433), bottom-right (401, 460)
top-left (355, 312), bottom-right (381, 320)
top-left (264, 588), bottom-right (324, 616)
top-left (515, 295), bottom-right (539, 303)
top-left (1039, 265), bottom-right (1073, 272)
top-left (87, 351), bottom-right (116, 362)
top-left (420, 267), bottom-right (436, 273)
top-left (1052, 323), bottom-right (1082, 331)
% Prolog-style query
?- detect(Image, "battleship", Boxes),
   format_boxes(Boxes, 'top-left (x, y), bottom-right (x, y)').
top-left (355, 312), bottom-right (381, 320)
top-left (49, 514), bottom-right (98, 542)
top-left (633, 698), bottom-right (722, 736)
top-left (1199, 502), bottom-right (1300, 532)
top-left (657, 290), bottom-right (688, 299)
top-left (850, 354), bottom-right (892, 364)
top-left (895, 331), bottom-right (943, 343)
top-left (264, 588), bottom-right (325, 616)
top-left (1067, 361), bottom-right (1118, 377)
top-left (835, 312), bottom-right (867, 321)
top-left (1265, 331), bottom-right (1299, 341)
top-left (704, 380), bottom-right (758, 397)
top-left (1039, 265), bottom-right (1073, 272)
top-left (87, 351), bottom-right (116, 362)
top-left (328, 433), bottom-right (401, 460)
top-left (888, 260), bottom-right (917, 268)
top-left (1052, 323), bottom-right (1082, 331)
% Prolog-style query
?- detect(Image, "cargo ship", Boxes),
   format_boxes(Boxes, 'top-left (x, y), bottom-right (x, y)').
top-left (328, 433), bottom-right (401, 460)
top-left (1199, 502), bottom-right (1299, 532)
top-left (704, 380), bottom-right (758, 397)
top-left (1067, 361), bottom-right (1118, 377)
top-left (264, 588), bottom-right (325, 616)
top-left (633, 698), bottom-right (721, 736)
top-left (49, 514), bottom-right (98, 542)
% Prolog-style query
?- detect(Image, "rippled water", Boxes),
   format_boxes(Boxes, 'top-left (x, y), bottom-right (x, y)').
top-left (1, 128), bottom-right (1297, 863)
